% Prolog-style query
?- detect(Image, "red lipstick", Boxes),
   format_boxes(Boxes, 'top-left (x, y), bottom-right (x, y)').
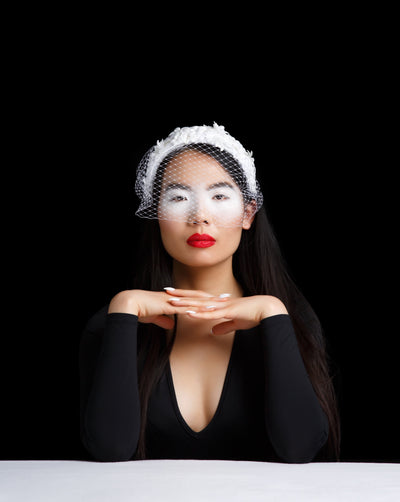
top-left (187, 233), bottom-right (216, 248)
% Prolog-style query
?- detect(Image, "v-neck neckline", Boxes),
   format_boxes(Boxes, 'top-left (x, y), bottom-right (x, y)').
top-left (166, 331), bottom-right (238, 438)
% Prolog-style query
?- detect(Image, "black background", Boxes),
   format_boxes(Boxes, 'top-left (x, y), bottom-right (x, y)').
top-left (2, 16), bottom-right (398, 463)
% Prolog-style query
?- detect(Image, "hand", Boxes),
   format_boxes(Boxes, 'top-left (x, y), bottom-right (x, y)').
top-left (164, 288), bottom-right (288, 335)
top-left (107, 288), bottom-right (215, 330)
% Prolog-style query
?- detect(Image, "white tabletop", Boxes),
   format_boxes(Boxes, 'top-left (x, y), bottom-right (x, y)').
top-left (1, 460), bottom-right (399, 502)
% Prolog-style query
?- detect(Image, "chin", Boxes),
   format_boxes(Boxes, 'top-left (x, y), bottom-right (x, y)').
top-left (168, 245), bottom-right (238, 269)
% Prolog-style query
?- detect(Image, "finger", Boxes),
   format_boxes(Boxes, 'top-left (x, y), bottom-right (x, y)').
top-left (163, 287), bottom-right (214, 298)
top-left (164, 288), bottom-right (231, 301)
top-left (211, 320), bottom-right (237, 335)
top-left (167, 298), bottom-right (228, 311)
top-left (166, 295), bottom-right (231, 307)
top-left (184, 309), bottom-right (232, 320)
top-left (166, 304), bottom-right (210, 317)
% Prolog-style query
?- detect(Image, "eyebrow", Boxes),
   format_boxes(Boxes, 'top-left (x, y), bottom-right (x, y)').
top-left (207, 182), bottom-right (235, 191)
top-left (165, 183), bottom-right (191, 191)
top-left (165, 181), bottom-right (235, 191)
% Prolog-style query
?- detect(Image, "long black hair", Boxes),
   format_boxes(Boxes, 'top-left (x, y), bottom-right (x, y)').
top-left (132, 145), bottom-right (340, 460)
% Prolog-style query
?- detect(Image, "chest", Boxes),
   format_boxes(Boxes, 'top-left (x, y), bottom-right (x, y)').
top-left (168, 333), bottom-right (235, 433)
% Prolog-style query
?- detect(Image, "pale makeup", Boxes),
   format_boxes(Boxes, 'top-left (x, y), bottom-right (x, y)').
top-left (157, 150), bottom-right (246, 227)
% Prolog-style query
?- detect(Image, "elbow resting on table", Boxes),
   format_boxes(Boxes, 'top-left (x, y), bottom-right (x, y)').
top-left (274, 428), bottom-right (329, 464)
top-left (81, 430), bottom-right (138, 462)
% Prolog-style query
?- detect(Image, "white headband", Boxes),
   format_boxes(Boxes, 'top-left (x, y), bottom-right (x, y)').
top-left (137, 123), bottom-right (259, 197)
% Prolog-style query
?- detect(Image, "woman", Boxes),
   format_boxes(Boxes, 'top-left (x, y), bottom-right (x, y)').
top-left (80, 123), bottom-right (340, 463)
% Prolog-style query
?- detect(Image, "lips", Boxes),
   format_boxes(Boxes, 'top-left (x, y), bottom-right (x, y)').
top-left (187, 233), bottom-right (216, 248)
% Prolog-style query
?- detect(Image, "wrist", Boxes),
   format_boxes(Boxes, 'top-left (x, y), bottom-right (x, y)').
top-left (108, 290), bottom-right (140, 316)
top-left (258, 295), bottom-right (288, 321)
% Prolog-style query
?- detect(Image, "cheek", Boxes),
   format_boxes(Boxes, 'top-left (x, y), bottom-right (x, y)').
top-left (211, 201), bottom-right (244, 227)
top-left (203, 191), bottom-right (245, 227)
top-left (223, 227), bottom-right (243, 252)
top-left (159, 220), bottom-right (176, 244)
top-left (158, 220), bottom-right (185, 258)
top-left (158, 199), bottom-right (190, 221)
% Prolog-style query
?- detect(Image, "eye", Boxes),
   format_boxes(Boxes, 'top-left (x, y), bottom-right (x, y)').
top-left (213, 193), bottom-right (229, 201)
top-left (170, 195), bottom-right (188, 202)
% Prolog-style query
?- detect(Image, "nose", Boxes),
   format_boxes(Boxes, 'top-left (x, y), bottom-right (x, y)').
top-left (188, 197), bottom-right (210, 226)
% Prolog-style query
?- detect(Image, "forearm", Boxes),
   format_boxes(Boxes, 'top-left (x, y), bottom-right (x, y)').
top-left (261, 315), bottom-right (328, 463)
top-left (81, 313), bottom-right (140, 461)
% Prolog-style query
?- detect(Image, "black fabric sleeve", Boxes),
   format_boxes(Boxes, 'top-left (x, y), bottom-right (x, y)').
top-left (79, 312), bottom-right (140, 462)
top-left (261, 314), bottom-right (329, 463)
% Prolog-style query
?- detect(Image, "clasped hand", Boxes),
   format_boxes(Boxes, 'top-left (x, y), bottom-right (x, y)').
top-left (108, 288), bottom-right (288, 335)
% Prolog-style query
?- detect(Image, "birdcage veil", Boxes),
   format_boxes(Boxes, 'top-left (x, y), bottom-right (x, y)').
top-left (135, 123), bottom-right (263, 228)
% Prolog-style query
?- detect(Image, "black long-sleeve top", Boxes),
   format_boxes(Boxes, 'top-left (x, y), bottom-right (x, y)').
top-left (79, 306), bottom-right (328, 463)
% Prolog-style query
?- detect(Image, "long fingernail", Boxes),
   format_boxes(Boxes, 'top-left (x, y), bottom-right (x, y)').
top-left (206, 305), bottom-right (216, 309)
top-left (164, 287), bottom-right (175, 291)
top-left (219, 293), bottom-right (231, 298)
top-left (185, 310), bottom-right (196, 314)
top-left (168, 297), bottom-right (180, 302)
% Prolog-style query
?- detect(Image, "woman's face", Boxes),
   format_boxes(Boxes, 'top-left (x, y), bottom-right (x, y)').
top-left (158, 150), bottom-right (254, 268)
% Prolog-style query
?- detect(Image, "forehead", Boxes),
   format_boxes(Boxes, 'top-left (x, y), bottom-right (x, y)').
top-left (162, 150), bottom-right (234, 185)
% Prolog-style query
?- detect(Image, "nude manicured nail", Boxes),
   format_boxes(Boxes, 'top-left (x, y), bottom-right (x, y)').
top-left (206, 305), bottom-right (216, 309)
top-left (168, 298), bottom-right (180, 302)
top-left (185, 310), bottom-right (196, 314)
top-left (164, 287), bottom-right (175, 291)
top-left (219, 293), bottom-right (231, 298)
